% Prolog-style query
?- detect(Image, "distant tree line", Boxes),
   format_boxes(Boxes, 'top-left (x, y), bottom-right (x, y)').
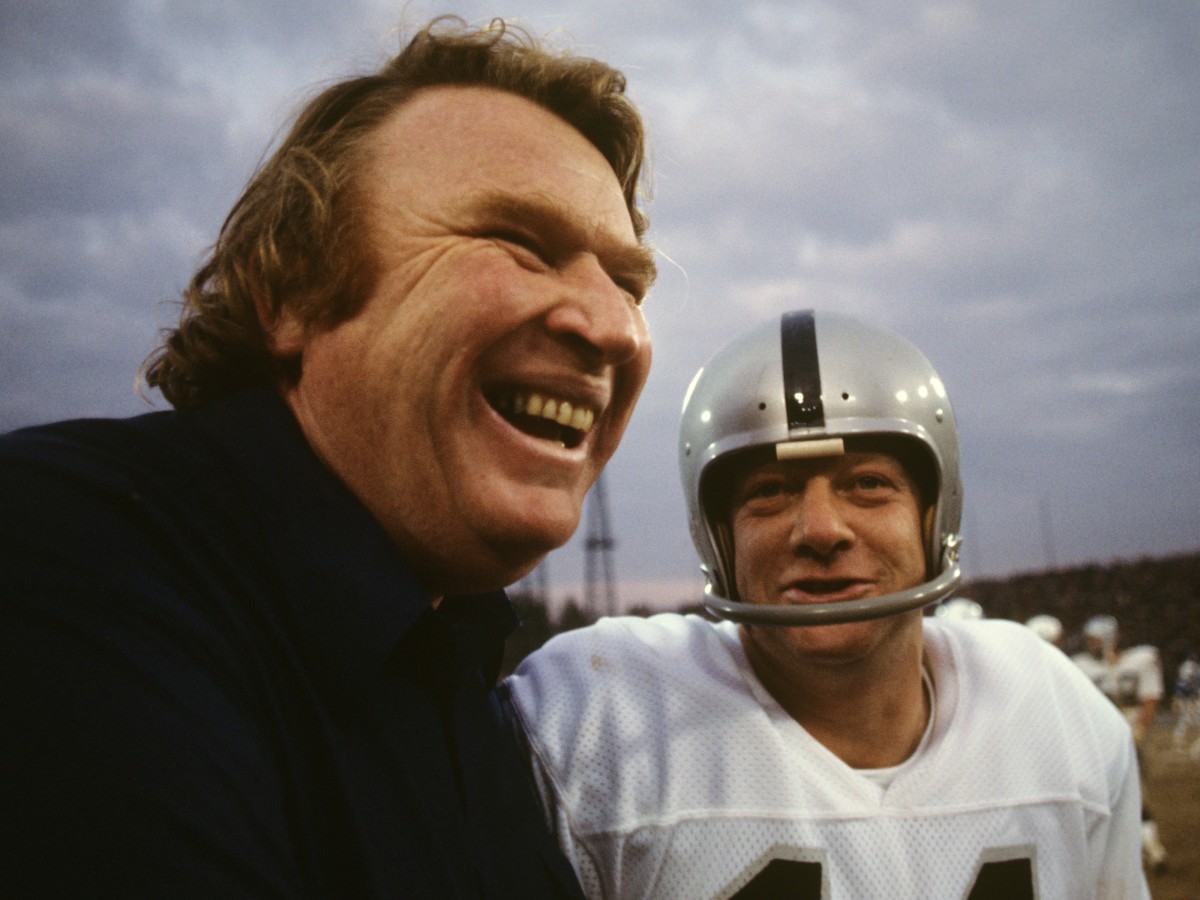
top-left (963, 549), bottom-right (1200, 691)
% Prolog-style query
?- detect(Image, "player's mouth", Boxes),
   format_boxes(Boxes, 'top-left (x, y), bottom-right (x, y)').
top-left (485, 387), bottom-right (597, 450)
top-left (788, 579), bottom-right (868, 601)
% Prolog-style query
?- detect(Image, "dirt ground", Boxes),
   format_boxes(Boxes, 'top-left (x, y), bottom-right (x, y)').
top-left (1142, 719), bottom-right (1200, 899)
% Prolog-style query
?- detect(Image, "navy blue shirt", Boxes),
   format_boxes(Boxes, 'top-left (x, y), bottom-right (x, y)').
top-left (0, 391), bottom-right (583, 899)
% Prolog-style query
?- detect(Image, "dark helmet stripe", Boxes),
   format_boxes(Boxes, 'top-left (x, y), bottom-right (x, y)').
top-left (781, 309), bottom-right (824, 429)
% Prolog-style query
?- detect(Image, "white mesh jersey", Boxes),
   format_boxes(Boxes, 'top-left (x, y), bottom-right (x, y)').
top-left (1072, 645), bottom-right (1163, 723)
top-left (503, 614), bottom-right (1147, 900)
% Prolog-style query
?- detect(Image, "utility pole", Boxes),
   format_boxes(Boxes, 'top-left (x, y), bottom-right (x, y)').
top-left (584, 472), bottom-right (619, 618)
top-left (1038, 496), bottom-right (1058, 572)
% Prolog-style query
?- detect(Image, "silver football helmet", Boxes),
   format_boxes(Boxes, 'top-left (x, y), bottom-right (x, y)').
top-left (1025, 614), bottom-right (1064, 644)
top-left (678, 309), bottom-right (963, 626)
top-left (1083, 614), bottom-right (1119, 652)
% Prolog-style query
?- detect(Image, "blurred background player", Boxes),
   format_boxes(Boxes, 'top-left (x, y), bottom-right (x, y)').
top-left (1073, 613), bottom-right (1168, 871)
top-left (1171, 654), bottom-right (1200, 758)
top-left (1026, 614), bottom-right (1064, 648)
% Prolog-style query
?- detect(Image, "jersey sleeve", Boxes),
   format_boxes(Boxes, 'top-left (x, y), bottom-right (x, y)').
top-left (500, 650), bottom-right (610, 898)
top-left (1092, 731), bottom-right (1152, 899)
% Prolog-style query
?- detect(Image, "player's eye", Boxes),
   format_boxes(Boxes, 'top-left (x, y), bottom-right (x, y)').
top-left (853, 474), bottom-right (889, 491)
top-left (733, 476), bottom-right (788, 510)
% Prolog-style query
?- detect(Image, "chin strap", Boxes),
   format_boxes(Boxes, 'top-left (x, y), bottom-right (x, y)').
top-left (703, 560), bottom-right (962, 626)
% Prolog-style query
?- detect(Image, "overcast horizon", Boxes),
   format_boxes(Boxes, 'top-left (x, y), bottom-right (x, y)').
top-left (3, 1), bottom-right (1198, 613)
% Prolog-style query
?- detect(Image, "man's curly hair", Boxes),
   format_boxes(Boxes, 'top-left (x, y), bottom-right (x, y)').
top-left (142, 16), bottom-right (651, 408)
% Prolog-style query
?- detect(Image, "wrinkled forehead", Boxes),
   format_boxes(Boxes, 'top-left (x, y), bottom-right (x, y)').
top-left (368, 87), bottom-right (630, 209)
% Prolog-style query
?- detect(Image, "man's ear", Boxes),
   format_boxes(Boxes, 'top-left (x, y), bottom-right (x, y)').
top-left (265, 308), bottom-right (308, 358)
top-left (256, 293), bottom-right (307, 359)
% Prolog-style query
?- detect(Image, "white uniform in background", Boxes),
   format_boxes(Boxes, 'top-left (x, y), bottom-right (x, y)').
top-left (1072, 632), bottom-right (1169, 871)
top-left (1073, 645), bottom-right (1164, 731)
top-left (504, 614), bottom-right (1148, 900)
top-left (1173, 658), bottom-right (1200, 757)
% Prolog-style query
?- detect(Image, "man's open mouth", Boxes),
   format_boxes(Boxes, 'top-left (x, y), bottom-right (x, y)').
top-left (486, 388), bottom-right (596, 449)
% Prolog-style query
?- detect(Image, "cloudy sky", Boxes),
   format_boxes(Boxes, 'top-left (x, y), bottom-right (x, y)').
top-left (3, 0), bottom-right (1197, 613)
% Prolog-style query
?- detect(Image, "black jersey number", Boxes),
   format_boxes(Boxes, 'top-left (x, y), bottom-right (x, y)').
top-left (963, 847), bottom-right (1036, 900)
top-left (965, 857), bottom-right (1034, 899)
top-left (728, 846), bottom-right (1034, 900)
top-left (730, 859), bottom-right (822, 899)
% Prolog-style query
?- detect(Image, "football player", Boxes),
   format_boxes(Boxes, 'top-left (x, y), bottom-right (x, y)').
top-left (503, 310), bottom-right (1148, 898)
top-left (1172, 655), bottom-right (1200, 758)
top-left (1073, 613), bottom-right (1168, 870)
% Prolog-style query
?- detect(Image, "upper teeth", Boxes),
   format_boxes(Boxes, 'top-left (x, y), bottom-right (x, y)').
top-left (507, 390), bottom-right (596, 433)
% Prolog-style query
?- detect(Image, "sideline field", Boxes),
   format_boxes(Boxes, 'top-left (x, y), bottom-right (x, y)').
top-left (1143, 720), bottom-right (1200, 899)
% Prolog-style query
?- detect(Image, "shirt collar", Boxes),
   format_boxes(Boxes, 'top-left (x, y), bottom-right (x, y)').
top-left (184, 389), bottom-right (518, 696)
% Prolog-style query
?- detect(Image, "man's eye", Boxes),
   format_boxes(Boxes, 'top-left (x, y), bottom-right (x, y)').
top-left (487, 231), bottom-right (548, 262)
top-left (492, 230), bottom-right (534, 248)
top-left (615, 278), bottom-right (647, 306)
